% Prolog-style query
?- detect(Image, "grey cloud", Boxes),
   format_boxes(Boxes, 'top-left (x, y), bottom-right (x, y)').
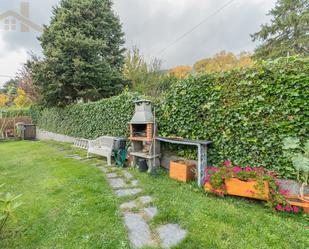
top-left (0, 0), bottom-right (276, 71)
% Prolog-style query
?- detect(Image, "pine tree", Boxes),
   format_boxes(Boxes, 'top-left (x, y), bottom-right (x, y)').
top-left (32, 0), bottom-right (126, 106)
top-left (252, 0), bottom-right (309, 59)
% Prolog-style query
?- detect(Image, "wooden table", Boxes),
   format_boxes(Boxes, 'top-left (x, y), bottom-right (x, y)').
top-left (156, 137), bottom-right (212, 187)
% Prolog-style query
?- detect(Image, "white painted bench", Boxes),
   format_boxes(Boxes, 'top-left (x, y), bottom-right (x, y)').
top-left (74, 138), bottom-right (90, 150)
top-left (87, 136), bottom-right (115, 166)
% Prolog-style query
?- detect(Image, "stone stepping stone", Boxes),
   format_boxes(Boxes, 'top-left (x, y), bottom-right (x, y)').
top-left (115, 188), bottom-right (142, 197)
top-left (66, 154), bottom-right (82, 160)
top-left (143, 207), bottom-right (158, 220)
top-left (106, 172), bottom-right (118, 178)
top-left (124, 213), bottom-right (154, 248)
top-left (157, 224), bottom-right (187, 248)
top-left (120, 201), bottom-right (137, 210)
top-left (131, 180), bottom-right (139, 187)
top-left (98, 166), bottom-right (108, 173)
top-left (108, 178), bottom-right (128, 189)
top-left (123, 170), bottom-right (133, 179)
top-left (139, 196), bottom-right (153, 205)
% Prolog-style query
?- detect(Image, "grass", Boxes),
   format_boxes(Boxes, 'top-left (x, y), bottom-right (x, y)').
top-left (0, 140), bottom-right (130, 249)
top-left (130, 170), bottom-right (309, 249)
top-left (0, 140), bottom-right (308, 249)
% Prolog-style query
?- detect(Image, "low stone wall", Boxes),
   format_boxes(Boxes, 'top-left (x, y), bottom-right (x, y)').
top-left (36, 128), bottom-right (76, 143)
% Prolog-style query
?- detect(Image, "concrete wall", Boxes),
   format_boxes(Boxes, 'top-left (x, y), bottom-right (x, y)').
top-left (36, 128), bottom-right (76, 143)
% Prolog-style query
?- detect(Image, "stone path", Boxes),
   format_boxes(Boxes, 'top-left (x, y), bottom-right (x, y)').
top-left (59, 147), bottom-right (187, 248)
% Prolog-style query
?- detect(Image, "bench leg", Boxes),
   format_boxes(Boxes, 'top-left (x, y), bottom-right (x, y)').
top-left (107, 156), bottom-right (111, 166)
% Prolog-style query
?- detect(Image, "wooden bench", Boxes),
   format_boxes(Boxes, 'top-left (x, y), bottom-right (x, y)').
top-left (87, 136), bottom-right (115, 166)
top-left (74, 138), bottom-right (90, 150)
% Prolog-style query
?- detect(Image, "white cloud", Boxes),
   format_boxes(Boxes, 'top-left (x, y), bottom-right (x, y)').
top-left (0, 0), bottom-right (277, 87)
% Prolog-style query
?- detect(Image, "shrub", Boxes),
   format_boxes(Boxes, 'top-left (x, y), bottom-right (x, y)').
top-left (35, 92), bottom-right (139, 139)
top-left (34, 57), bottom-right (309, 179)
top-left (157, 57), bottom-right (309, 178)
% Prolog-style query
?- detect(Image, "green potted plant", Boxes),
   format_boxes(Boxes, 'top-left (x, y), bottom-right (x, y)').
top-left (282, 137), bottom-right (309, 213)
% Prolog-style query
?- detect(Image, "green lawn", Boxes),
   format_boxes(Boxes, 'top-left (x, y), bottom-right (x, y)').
top-left (0, 141), bottom-right (130, 249)
top-left (0, 141), bottom-right (308, 249)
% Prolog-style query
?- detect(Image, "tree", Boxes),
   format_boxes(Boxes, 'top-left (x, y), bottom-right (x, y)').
top-left (193, 51), bottom-right (253, 74)
top-left (252, 0), bottom-right (309, 59)
top-left (123, 47), bottom-right (172, 96)
top-left (13, 88), bottom-right (31, 108)
top-left (16, 56), bottom-right (40, 103)
top-left (0, 94), bottom-right (8, 108)
top-left (168, 66), bottom-right (192, 78)
top-left (0, 79), bottom-right (18, 106)
top-left (32, 0), bottom-right (126, 106)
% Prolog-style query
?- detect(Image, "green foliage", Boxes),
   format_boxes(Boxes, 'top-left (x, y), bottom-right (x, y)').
top-left (34, 57), bottom-right (308, 179)
top-left (252, 0), bottom-right (309, 59)
top-left (32, 0), bottom-right (126, 107)
top-left (157, 57), bottom-right (309, 178)
top-left (123, 47), bottom-right (176, 96)
top-left (282, 137), bottom-right (309, 184)
top-left (36, 92), bottom-right (139, 139)
top-left (0, 184), bottom-right (22, 233)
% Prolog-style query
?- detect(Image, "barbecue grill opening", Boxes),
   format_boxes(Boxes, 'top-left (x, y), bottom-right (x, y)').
top-left (131, 124), bottom-right (147, 137)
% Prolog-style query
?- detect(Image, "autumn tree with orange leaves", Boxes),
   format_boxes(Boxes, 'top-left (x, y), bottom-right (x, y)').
top-left (168, 65), bottom-right (192, 78)
top-left (194, 51), bottom-right (253, 74)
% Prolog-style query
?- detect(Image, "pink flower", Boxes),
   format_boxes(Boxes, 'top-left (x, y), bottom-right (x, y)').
top-left (224, 161), bottom-right (231, 166)
top-left (210, 166), bottom-right (219, 172)
top-left (285, 206), bottom-right (293, 212)
top-left (293, 206), bottom-right (299, 213)
top-left (278, 189), bottom-right (289, 195)
top-left (221, 175), bottom-right (225, 179)
top-left (275, 180), bottom-right (282, 186)
top-left (233, 166), bottom-right (242, 174)
top-left (244, 166), bottom-right (252, 172)
top-left (276, 204), bottom-right (282, 211)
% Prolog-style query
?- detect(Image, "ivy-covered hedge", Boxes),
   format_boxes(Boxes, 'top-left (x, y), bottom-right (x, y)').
top-left (35, 92), bottom-right (139, 139)
top-left (157, 57), bottom-right (309, 178)
top-left (34, 57), bottom-right (308, 178)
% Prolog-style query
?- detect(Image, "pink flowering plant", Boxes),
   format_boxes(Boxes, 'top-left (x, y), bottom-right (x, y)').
top-left (204, 161), bottom-right (300, 213)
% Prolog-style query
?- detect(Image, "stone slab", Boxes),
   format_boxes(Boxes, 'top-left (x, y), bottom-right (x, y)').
top-left (139, 196), bottom-right (153, 205)
top-left (123, 171), bottom-right (133, 179)
top-left (115, 188), bottom-right (142, 197)
top-left (106, 173), bottom-right (118, 178)
top-left (98, 166), bottom-right (108, 173)
top-left (143, 207), bottom-right (158, 220)
top-left (124, 213), bottom-right (153, 248)
top-left (131, 180), bottom-right (139, 187)
top-left (108, 178), bottom-right (127, 189)
top-left (157, 224), bottom-right (187, 248)
top-left (120, 201), bottom-right (137, 210)
top-left (66, 154), bottom-right (82, 160)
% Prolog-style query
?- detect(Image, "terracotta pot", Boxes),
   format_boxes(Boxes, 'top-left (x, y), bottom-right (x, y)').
top-left (169, 160), bottom-right (196, 182)
top-left (205, 178), bottom-right (269, 201)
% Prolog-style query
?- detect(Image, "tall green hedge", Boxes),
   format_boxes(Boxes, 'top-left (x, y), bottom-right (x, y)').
top-left (35, 92), bottom-right (139, 139)
top-left (157, 57), bottom-right (309, 178)
top-left (34, 57), bottom-right (308, 178)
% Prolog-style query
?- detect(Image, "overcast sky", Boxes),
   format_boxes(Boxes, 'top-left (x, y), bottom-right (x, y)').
top-left (0, 0), bottom-right (276, 87)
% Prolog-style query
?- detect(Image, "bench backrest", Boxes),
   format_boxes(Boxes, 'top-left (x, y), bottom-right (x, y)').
top-left (97, 136), bottom-right (115, 148)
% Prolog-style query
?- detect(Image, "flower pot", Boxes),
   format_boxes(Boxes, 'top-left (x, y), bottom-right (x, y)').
top-left (285, 195), bottom-right (309, 214)
top-left (205, 178), bottom-right (269, 201)
top-left (169, 160), bottom-right (196, 182)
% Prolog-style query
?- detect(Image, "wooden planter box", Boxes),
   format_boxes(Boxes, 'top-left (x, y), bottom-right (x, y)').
top-left (285, 195), bottom-right (309, 214)
top-left (169, 160), bottom-right (196, 182)
top-left (205, 178), bottom-right (269, 201)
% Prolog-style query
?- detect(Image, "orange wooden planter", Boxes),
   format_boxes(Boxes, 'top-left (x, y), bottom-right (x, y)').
top-left (169, 160), bottom-right (196, 182)
top-left (285, 195), bottom-right (309, 214)
top-left (205, 178), bottom-right (269, 201)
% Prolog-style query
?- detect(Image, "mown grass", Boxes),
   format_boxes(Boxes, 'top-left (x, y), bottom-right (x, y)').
top-left (129, 168), bottom-right (309, 249)
top-left (0, 141), bottom-right (130, 249)
top-left (1, 140), bottom-right (308, 249)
